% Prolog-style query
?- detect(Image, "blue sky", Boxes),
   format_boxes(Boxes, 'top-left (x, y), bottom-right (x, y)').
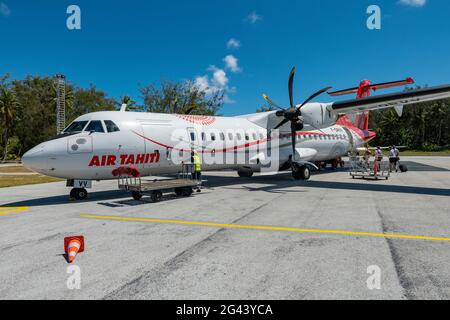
top-left (1, 0), bottom-right (450, 115)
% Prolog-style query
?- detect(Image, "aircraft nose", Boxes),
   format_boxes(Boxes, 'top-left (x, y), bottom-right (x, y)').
top-left (22, 144), bottom-right (48, 173)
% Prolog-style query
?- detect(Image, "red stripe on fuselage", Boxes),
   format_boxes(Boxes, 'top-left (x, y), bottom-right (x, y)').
top-left (132, 130), bottom-right (345, 154)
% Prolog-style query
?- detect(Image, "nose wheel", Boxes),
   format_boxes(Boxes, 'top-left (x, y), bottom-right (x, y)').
top-left (70, 188), bottom-right (88, 200)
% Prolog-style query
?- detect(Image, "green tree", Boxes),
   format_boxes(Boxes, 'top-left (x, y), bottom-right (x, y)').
top-left (11, 76), bottom-right (116, 155)
top-left (0, 87), bottom-right (20, 160)
top-left (69, 85), bottom-right (116, 121)
top-left (140, 80), bottom-right (223, 115)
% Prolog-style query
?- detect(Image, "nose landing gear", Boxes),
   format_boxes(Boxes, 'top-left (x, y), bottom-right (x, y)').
top-left (70, 188), bottom-right (88, 201)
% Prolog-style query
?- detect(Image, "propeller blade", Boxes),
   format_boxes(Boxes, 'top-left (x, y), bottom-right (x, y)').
top-left (262, 94), bottom-right (284, 110)
top-left (273, 118), bottom-right (289, 130)
top-left (288, 67), bottom-right (296, 112)
top-left (297, 86), bottom-right (333, 110)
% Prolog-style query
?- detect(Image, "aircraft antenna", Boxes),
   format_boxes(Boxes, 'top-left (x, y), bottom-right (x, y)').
top-left (55, 74), bottom-right (66, 134)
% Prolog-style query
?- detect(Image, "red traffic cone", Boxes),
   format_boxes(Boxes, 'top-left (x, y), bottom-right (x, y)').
top-left (64, 236), bottom-right (84, 263)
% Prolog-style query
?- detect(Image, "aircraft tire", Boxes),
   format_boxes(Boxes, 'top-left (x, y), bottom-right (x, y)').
top-left (73, 188), bottom-right (88, 200)
top-left (300, 166), bottom-right (311, 180)
top-left (292, 165), bottom-right (311, 181)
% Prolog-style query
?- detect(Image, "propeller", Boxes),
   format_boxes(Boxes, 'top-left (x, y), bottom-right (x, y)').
top-left (264, 67), bottom-right (332, 168)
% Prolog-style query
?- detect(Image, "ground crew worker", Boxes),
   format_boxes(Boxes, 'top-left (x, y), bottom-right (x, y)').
top-left (389, 146), bottom-right (400, 172)
top-left (191, 151), bottom-right (202, 182)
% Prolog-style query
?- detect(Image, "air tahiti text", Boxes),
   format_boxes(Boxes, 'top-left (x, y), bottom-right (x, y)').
top-left (88, 153), bottom-right (160, 167)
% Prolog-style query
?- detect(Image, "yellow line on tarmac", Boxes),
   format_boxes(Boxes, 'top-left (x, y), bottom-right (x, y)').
top-left (80, 214), bottom-right (450, 243)
top-left (0, 206), bottom-right (30, 215)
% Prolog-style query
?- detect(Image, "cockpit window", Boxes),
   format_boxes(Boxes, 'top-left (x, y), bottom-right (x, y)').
top-left (104, 120), bottom-right (120, 133)
top-left (63, 121), bottom-right (88, 133)
top-left (85, 120), bottom-right (105, 133)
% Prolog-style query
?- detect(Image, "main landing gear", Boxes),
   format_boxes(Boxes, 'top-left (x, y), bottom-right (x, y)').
top-left (292, 165), bottom-right (311, 181)
top-left (70, 188), bottom-right (88, 201)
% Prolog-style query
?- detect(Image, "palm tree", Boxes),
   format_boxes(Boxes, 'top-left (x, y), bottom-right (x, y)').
top-left (0, 88), bottom-right (19, 161)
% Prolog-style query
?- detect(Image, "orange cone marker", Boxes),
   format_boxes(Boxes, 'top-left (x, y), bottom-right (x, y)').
top-left (64, 236), bottom-right (84, 263)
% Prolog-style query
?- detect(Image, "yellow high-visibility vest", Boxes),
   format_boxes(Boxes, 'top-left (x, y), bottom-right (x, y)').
top-left (192, 154), bottom-right (201, 172)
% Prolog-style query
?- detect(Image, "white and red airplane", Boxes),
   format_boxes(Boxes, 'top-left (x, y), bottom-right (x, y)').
top-left (22, 68), bottom-right (450, 199)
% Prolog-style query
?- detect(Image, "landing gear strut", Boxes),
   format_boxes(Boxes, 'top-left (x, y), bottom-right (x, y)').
top-left (70, 188), bottom-right (88, 200)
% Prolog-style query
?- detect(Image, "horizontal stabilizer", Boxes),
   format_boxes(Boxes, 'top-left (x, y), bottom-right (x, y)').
top-left (328, 78), bottom-right (415, 97)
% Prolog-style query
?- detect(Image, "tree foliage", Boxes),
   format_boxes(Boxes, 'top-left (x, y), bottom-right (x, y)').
top-left (369, 86), bottom-right (450, 151)
top-left (0, 86), bottom-right (20, 160)
top-left (140, 80), bottom-right (224, 115)
top-left (1, 75), bottom-right (117, 157)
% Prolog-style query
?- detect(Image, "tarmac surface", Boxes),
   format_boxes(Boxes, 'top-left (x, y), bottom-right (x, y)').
top-left (1, 156), bottom-right (450, 300)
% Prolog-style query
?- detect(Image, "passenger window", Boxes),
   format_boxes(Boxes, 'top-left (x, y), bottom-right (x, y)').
top-left (228, 133), bottom-right (233, 140)
top-left (85, 120), bottom-right (105, 133)
top-left (252, 133), bottom-right (257, 140)
top-left (190, 132), bottom-right (196, 141)
top-left (245, 134), bottom-right (249, 141)
top-left (210, 133), bottom-right (216, 141)
top-left (220, 132), bottom-right (225, 141)
top-left (104, 120), bottom-right (120, 133)
top-left (201, 133), bottom-right (206, 141)
top-left (237, 133), bottom-right (242, 140)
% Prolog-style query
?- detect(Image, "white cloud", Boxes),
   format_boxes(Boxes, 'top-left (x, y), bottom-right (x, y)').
top-left (399, 0), bottom-right (427, 7)
top-left (194, 68), bottom-right (228, 94)
top-left (226, 38), bottom-right (241, 50)
top-left (223, 55), bottom-right (241, 73)
top-left (195, 67), bottom-right (235, 103)
top-left (246, 11), bottom-right (263, 24)
top-left (194, 55), bottom-right (242, 105)
top-left (212, 68), bottom-right (229, 87)
top-left (0, 2), bottom-right (11, 17)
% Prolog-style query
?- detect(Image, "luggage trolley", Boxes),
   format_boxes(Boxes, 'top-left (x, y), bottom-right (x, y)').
top-left (118, 164), bottom-right (202, 202)
top-left (349, 155), bottom-right (390, 180)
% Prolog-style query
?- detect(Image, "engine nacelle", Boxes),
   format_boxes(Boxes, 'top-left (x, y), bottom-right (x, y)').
top-left (300, 103), bottom-right (337, 128)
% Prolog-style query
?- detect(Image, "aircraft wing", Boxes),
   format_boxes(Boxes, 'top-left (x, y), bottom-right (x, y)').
top-left (330, 84), bottom-right (450, 114)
